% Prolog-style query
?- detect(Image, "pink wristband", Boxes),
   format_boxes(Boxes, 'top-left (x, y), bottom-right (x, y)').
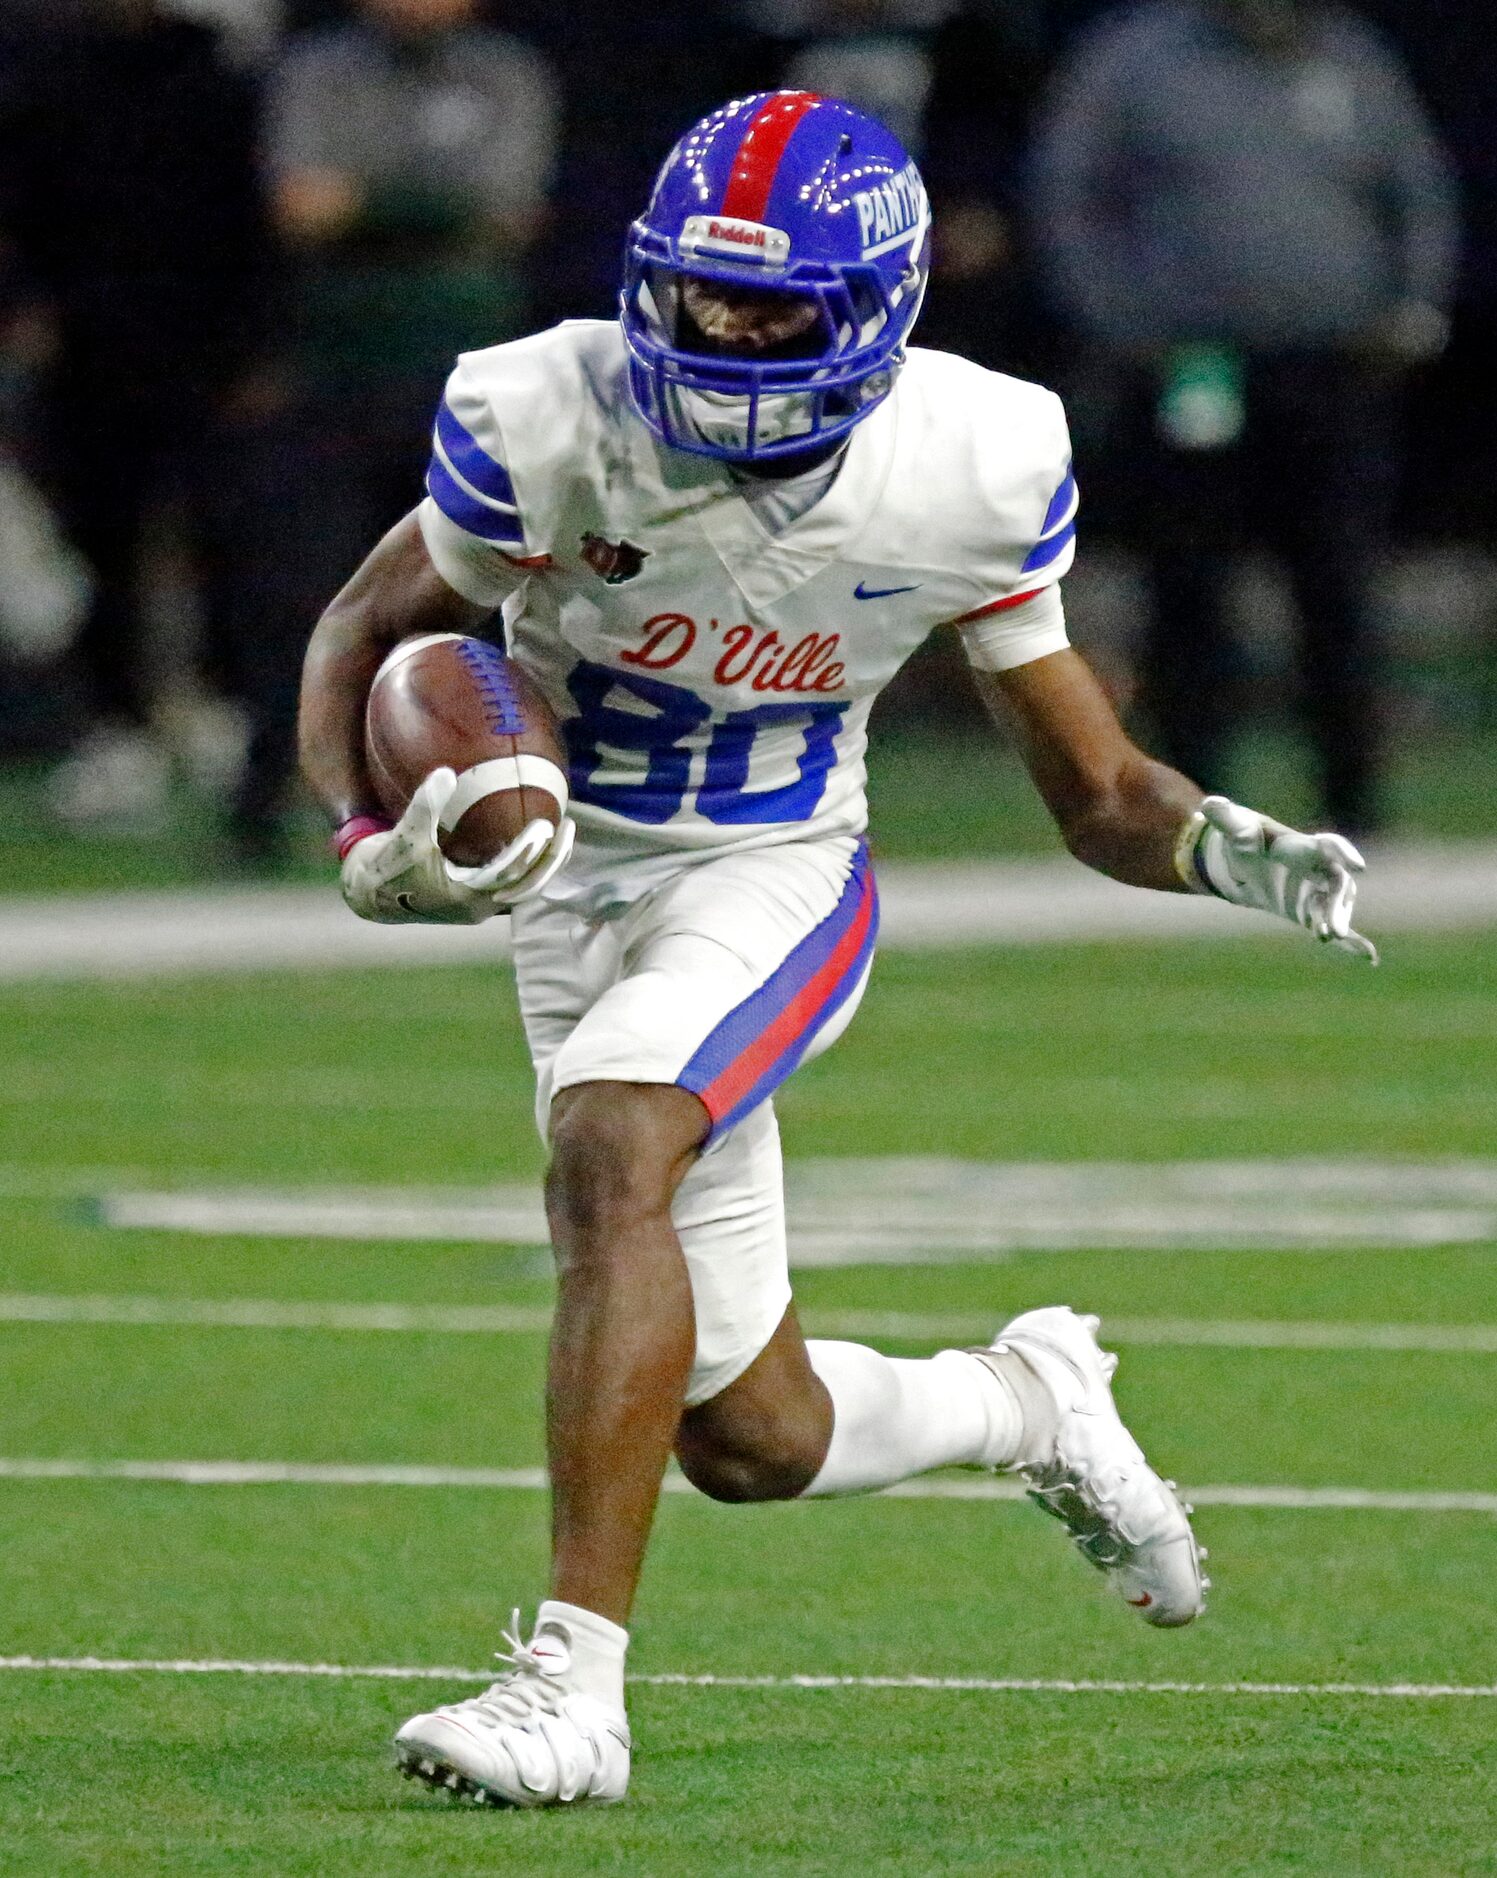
top-left (334, 814), bottom-right (392, 861)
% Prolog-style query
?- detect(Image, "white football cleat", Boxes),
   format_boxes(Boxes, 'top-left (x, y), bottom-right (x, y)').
top-left (394, 1613), bottom-right (631, 1807)
top-left (978, 1306), bottom-right (1207, 1627)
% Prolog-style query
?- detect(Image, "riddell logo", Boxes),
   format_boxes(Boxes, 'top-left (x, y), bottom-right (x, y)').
top-left (680, 214), bottom-right (792, 265)
top-left (707, 220), bottom-right (765, 248)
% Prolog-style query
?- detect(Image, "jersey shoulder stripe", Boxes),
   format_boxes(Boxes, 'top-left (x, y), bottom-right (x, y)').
top-left (1019, 461), bottom-right (1078, 574)
top-left (426, 380), bottom-right (527, 547)
top-left (434, 396), bottom-right (518, 510)
top-left (426, 453), bottom-right (525, 546)
top-left (426, 324), bottom-right (617, 562)
top-left (1020, 518), bottom-right (1076, 574)
top-left (894, 349), bottom-right (1076, 603)
top-left (1035, 463), bottom-right (1077, 539)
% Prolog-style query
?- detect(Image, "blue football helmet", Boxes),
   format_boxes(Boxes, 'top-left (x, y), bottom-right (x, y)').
top-left (621, 91), bottom-right (931, 463)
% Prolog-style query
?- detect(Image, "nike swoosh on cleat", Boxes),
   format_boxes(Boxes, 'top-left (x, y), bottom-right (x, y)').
top-left (853, 581), bottom-right (920, 600)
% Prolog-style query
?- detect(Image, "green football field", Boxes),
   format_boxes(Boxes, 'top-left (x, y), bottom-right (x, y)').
top-left (2, 931), bottom-right (1495, 1875)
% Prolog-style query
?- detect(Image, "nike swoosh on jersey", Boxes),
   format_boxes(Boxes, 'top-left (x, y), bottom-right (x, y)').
top-left (853, 581), bottom-right (921, 600)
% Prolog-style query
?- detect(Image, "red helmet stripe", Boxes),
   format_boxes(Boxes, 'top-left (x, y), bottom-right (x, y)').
top-left (720, 91), bottom-right (820, 224)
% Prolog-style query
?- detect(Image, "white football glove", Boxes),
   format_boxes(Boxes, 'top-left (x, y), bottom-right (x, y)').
top-left (1176, 795), bottom-right (1377, 962)
top-left (340, 768), bottom-right (575, 925)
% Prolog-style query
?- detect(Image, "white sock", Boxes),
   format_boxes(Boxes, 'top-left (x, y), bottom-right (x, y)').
top-left (799, 1340), bottom-right (1037, 1497)
top-left (532, 1599), bottom-right (629, 1710)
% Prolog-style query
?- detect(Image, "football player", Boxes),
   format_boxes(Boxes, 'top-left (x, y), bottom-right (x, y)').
top-left (298, 92), bottom-right (1374, 1809)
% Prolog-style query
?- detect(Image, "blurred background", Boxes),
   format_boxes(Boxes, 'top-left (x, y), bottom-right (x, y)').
top-left (2, 19), bottom-right (1495, 1852)
top-left (0, 0), bottom-right (1491, 886)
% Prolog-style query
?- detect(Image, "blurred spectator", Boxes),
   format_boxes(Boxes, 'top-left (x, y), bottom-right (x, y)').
top-left (1, 0), bottom-right (272, 832)
top-left (523, 0), bottom-right (759, 324)
top-left (743, 2), bottom-right (1050, 373)
top-left (1356, 0), bottom-right (1497, 543)
top-left (267, 0), bottom-right (557, 560)
top-left (0, 248), bottom-right (92, 674)
top-left (778, 0), bottom-right (939, 151)
top-left (0, 238), bottom-right (44, 439)
top-left (1, 222), bottom-right (94, 679)
top-left (1032, 0), bottom-right (1458, 833)
top-left (160, 0), bottom-right (285, 68)
top-left (917, 2), bottom-right (1050, 378)
top-left (741, 0), bottom-right (956, 31)
top-left (224, 0), bottom-right (557, 863)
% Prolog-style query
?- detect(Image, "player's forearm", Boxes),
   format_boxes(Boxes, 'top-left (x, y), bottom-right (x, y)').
top-left (297, 512), bottom-right (489, 827)
top-left (298, 607), bottom-right (392, 827)
top-left (976, 652), bottom-right (1201, 891)
top-left (1052, 750), bottom-right (1203, 892)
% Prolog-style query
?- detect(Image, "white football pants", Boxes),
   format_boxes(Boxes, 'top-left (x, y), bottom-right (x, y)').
top-left (511, 835), bottom-right (874, 1403)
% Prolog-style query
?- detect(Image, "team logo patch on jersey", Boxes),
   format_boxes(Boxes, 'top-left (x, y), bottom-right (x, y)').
top-left (581, 533), bottom-right (650, 584)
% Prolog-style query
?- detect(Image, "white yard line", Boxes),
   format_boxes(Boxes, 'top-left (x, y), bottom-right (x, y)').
top-left (3, 840), bottom-right (1495, 982)
top-left (0, 1295), bottom-right (557, 1335)
top-left (2, 1456), bottom-right (1493, 1514)
top-left (819, 1313), bottom-right (1497, 1354)
top-left (5, 1291), bottom-right (1497, 1355)
top-left (85, 1156), bottom-right (1497, 1256)
top-left (0, 1458), bottom-right (554, 1490)
top-left (878, 1480), bottom-right (1497, 1512)
top-left (0, 1654), bottom-right (1490, 1700)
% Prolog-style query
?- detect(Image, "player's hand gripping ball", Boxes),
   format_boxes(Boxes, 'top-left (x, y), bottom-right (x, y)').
top-left (342, 633), bottom-right (574, 925)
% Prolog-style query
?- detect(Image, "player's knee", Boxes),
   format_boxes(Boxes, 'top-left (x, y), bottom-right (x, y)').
top-left (545, 1084), bottom-right (688, 1241)
top-left (675, 1422), bottom-right (825, 1505)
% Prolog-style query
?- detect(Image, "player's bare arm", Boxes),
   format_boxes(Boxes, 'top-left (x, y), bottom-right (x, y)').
top-left (297, 513), bottom-right (487, 829)
top-left (979, 647), bottom-right (1201, 892)
top-left (981, 649), bottom-right (1378, 956)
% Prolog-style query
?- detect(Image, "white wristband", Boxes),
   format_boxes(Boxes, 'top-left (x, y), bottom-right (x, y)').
top-left (437, 755), bottom-right (570, 833)
top-left (1172, 809), bottom-right (1218, 896)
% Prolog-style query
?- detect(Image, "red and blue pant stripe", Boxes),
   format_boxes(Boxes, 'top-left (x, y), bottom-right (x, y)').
top-left (678, 843), bottom-right (878, 1139)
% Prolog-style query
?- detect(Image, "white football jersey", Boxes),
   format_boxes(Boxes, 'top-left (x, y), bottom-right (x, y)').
top-left (418, 319), bottom-right (1076, 913)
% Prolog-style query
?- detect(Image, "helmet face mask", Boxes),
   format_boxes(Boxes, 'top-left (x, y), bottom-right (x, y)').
top-left (620, 92), bottom-right (930, 464)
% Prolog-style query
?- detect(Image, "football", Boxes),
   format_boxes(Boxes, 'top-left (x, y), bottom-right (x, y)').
top-left (365, 632), bottom-right (568, 867)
